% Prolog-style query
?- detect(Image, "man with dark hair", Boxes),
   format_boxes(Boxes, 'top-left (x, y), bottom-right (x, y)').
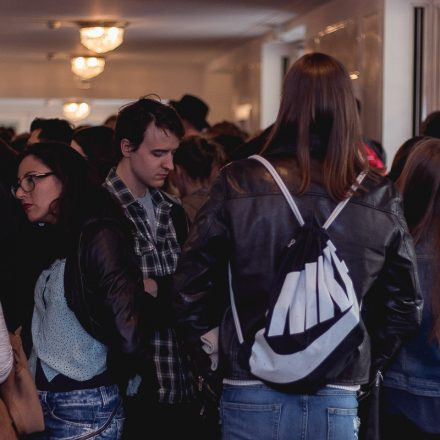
top-left (103, 97), bottom-right (197, 439)
top-left (28, 118), bottom-right (73, 145)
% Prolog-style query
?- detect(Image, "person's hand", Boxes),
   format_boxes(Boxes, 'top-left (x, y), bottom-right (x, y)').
top-left (143, 278), bottom-right (158, 297)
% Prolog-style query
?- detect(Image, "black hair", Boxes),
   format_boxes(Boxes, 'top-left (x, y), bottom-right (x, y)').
top-left (0, 126), bottom-right (15, 144)
top-left (10, 133), bottom-right (30, 153)
top-left (211, 134), bottom-right (244, 162)
top-left (114, 97), bottom-right (184, 161)
top-left (29, 118), bottom-right (74, 144)
top-left (173, 136), bottom-right (219, 180)
top-left (388, 136), bottom-right (425, 182)
top-left (421, 111), bottom-right (440, 139)
top-left (73, 125), bottom-right (116, 183)
top-left (0, 138), bottom-right (18, 187)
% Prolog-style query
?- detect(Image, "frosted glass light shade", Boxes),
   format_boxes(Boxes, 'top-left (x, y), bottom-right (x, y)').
top-left (79, 26), bottom-right (124, 53)
top-left (63, 102), bottom-right (90, 121)
top-left (71, 56), bottom-right (105, 80)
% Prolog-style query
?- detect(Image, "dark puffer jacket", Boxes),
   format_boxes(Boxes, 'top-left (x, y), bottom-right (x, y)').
top-left (173, 152), bottom-right (422, 387)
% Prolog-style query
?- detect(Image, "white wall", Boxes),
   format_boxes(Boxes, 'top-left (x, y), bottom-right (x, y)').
top-left (206, 39), bottom-right (262, 135)
top-left (382, 0), bottom-right (440, 161)
top-left (203, 71), bottom-right (235, 127)
top-left (260, 42), bottom-right (298, 129)
top-left (0, 59), bottom-right (205, 100)
top-left (382, 0), bottom-right (415, 161)
top-left (0, 98), bottom-right (129, 133)
top-left (0, 58), bottom-right (213, 132)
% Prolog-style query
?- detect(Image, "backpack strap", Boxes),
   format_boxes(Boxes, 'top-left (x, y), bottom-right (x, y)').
top-left (321, 172), bottom-right (367, 229)
top-left (229, 264), bottom-right (244, 344)
top-left (250, 155), bottom-right (305, 226)
top-left (249, 155), bottom-right (367, 230)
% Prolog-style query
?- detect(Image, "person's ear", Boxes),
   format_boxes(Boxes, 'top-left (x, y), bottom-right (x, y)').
top-left (120, 139), bottom-right (134, 158)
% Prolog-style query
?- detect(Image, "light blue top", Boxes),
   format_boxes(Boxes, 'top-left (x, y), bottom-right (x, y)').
top-left (30, 259), bottom-right (107, 382)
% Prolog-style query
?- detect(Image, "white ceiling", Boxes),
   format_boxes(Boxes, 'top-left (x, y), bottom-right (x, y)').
top-left (0, 0), bottom-right (329, 98)
top-left (0, 0), bottom-right (329, 61)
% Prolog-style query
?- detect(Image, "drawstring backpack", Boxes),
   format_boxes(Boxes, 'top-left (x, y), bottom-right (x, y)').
top-left (229, 154), bottom-right (366, 391)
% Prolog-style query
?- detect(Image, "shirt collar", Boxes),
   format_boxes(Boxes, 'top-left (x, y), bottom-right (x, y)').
top-left (105, 167), bottom-right (170, 209)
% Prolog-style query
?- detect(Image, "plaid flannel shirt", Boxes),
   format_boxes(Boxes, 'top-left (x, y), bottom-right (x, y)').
top-left (104, 168), bottom-right (192, 404)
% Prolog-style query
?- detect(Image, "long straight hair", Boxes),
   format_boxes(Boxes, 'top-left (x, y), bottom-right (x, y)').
top-left (262, 52), bottom-right (367, 201)
top-left (396, 137), bottom-right (440, 343)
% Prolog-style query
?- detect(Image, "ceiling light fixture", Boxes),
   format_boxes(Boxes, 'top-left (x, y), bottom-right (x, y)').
top-left (79, 24), bottom-right (125, 53)
top-left (71, 56), bottom-right (105, 80)
top-left (63, 101), bottom-right (91, 121)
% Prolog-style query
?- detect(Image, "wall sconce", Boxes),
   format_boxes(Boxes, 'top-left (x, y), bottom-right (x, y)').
top-left (63, 102), bottom-right (91, 121)
top-left (349, 71), bottom-right (360, 80)
top-left (79, 25), bottom-right (125, 53)
top-left (71, 56), bottom-right (105, 80)
top-left (235, 103), bottom-right (252, 121)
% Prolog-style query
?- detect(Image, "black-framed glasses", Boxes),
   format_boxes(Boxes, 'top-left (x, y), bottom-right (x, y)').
top-left (11, 172), bottom-right (55, 198)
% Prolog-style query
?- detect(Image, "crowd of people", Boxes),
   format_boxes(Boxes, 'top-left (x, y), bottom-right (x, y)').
top-left (0, 52), bottom-right (439, 440)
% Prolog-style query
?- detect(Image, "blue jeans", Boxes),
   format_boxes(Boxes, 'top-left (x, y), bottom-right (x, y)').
top-left (34, 385), bottom-right (124, 439)
top-left (220, 384), bottom-right (359, 440)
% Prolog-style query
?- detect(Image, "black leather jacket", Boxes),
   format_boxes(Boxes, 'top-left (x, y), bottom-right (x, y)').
top-left (64, 217), bottom-right (155, 385)
top-left (173, 153), bottom-right (422, 386)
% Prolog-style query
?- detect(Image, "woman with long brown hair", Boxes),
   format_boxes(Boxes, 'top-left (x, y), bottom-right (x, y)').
top-left (173, 53), bottom-right (421, 439)
top-left (383, 137), bottom-right (440, 439)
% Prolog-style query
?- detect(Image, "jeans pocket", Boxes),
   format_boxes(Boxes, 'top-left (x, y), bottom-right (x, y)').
top-left (221, 401), bottom-right (281, 440)
top-left (46, 398), bottom-right (122, 440)
top-left (327, 408), bottom-right (359, 440)
top-left (48, 401), bottom-right (95, 428)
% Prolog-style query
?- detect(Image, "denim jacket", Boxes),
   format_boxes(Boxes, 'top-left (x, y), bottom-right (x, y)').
top-left (383, 238), bottom-right (440, 433)
top-left (384, 239), bottom-right (440, 396)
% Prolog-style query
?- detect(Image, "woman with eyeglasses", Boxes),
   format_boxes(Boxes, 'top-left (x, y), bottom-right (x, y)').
top-left (12, 142), bottom-right (155, 439)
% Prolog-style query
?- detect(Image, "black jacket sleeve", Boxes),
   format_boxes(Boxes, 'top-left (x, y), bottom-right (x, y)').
top-left (66, 220), bottom-right (156, 380)
top-left (363, 198), bottom-right (423, 374)
top-left (172, 176), bottom-right (229, 373)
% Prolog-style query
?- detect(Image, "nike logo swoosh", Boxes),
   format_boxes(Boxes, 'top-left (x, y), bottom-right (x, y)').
top-left (249, 305), bottom-right (359, 383)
